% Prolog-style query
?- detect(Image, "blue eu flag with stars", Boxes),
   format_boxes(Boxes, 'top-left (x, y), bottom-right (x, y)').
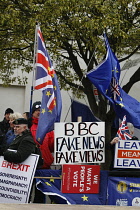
top-left (35, 169), bottom-right (108, 205)
top-left (86, 34), bottom-right (140, 129)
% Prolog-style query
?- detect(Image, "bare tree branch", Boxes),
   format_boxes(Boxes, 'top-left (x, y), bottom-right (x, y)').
top-left (119, 45), bottom-right (140, 62)
top-left (122, 66), bottom-right (140, 93)
top-left (56, 70), bottom-right (84, 91)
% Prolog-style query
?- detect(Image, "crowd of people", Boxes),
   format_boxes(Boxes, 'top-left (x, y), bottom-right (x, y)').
top-left (0, 103), bottom-right (139, 203)
top-left (0, 102), bottom-right (54, 203)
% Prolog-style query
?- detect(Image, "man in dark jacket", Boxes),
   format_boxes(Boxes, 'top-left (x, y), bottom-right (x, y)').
top-left (3, 118), bottom-right (41, 203)
top-left (0, 108), bottom-right (14, 157)
top-left (3, 118), bottom-right (36, 163)
top-left (0, 108), bottom-right (14, 135)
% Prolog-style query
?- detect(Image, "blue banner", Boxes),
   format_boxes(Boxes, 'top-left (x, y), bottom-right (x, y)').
top-left (108, 176), bottom-right (140, 206)
top-left (71, 100), bottom-right (100, 122)
top-left (35, 169), bottom-right (108, 205)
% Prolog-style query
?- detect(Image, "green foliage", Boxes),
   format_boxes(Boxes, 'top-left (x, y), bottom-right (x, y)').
top-left (0, 0), bottom-right (139, 95)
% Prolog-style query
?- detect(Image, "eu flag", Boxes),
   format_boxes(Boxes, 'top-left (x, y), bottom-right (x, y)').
top-left (35, 26), bottom-right (62, 144)
top-left (35, 169), bottom-right (108, 205)
top-left (86, 34), bottom-right (140, 129)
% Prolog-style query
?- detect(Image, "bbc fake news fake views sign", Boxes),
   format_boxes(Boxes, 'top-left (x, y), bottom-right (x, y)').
top-left (54, 122), bottom-right (105, 164)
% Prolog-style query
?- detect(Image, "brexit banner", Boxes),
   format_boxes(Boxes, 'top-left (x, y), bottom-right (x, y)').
top-left (0, 154), bottom-right (39, 203)
top-left (61, 165), bottom-right (100, 194)
top-left (114, 140), bottom-right (140, 168)
top-left (108, 176), bottom-right (140, 206)
top-left (54, 122), bottom-right (105, 164)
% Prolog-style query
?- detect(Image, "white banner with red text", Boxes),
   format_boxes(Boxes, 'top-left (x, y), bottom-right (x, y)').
top-left (0, 154), bottom-right (39, 203)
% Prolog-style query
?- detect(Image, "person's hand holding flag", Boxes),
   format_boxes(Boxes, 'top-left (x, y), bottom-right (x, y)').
top-left (110, 115), bottom-right (132, 145)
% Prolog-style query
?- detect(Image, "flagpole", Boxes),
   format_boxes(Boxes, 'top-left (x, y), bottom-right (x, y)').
top-left (34, 176), bottom-right (62, 179)
top-left (29, 22), bottom-right (39, 117)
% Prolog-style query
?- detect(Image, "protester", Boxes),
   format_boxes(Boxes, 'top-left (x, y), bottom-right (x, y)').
top-left (0, 108), bottom-right (14, 135)
top-left (3, 118), bottom-right (36, 163)
top-left (0, 112), bottom-right (23, 156)
top-left (5, 112), bottom-right (23, 147)
top-left (29, 101), bottom-right (55, 203)
top-left (23, 112), bottom-right (30, 120)
top-left (29, 101), bottom-right (54, 169)
top-left (0, 108), bottom-right (14, 155)
top-left (2, 118), bottom-right (42, 203)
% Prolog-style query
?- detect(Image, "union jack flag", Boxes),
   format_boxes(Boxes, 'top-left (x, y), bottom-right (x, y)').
top-left (117, 115), bottom-right (132, 140)
top-left (35, 26), bottom-right (62, 144)
top-left (34, 27), bottom-right (53, 91)
top-left (110, 77), bottom-right (120, 100)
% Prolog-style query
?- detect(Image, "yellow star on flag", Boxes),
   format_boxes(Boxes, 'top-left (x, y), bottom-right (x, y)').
top-left (81, 195), bottom-right (88, 201)
top-left (41, 108), bottom-right (46, 114)
top-left (54, 85), bottom-right (56, 90)
top-left (45, 182), bottom-right (52, 186)
top-left (50, 176), bottom-right (55, 182)
top-left (115, 67), bottom-right (119, 73)
top-left (54, 100), bottom-right (56, 106)
top-left (48, 110), bottom-right (52, 113)
top-left (48, 66), bottom-right (51, 72)
top-left (116, 103), bottom-right (124, 107)
top-left (112, 67), bottom-right (119, 73)
top-left (51, 73), bottom-right (54, 78)
top-left (118, 103), bottom-right (125, 108)
top-left (120, 97), bottom-right (123, 101)
top-left (46, 91), bottom-right (51, 97)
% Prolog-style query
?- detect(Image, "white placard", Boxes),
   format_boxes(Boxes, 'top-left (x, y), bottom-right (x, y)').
top-left (54, 122), bottom-right (105, 164)
top-left (0, 154), bottom-right (39, 203)
top-left (114, 140), bottom-right (140, 168)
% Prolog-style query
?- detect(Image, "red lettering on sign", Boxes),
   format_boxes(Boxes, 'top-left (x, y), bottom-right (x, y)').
top-left (1, 160), bottom-right (30, 172)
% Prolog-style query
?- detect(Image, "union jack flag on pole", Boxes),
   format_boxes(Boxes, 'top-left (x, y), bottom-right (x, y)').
top-left (34, 25), bottom-right (62, 144)
top-left (117, 115), bottom-right (132, 140)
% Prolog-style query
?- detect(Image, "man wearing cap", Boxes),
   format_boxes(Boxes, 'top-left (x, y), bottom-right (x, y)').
top-left (3, 118), bottom-right (36, 163)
